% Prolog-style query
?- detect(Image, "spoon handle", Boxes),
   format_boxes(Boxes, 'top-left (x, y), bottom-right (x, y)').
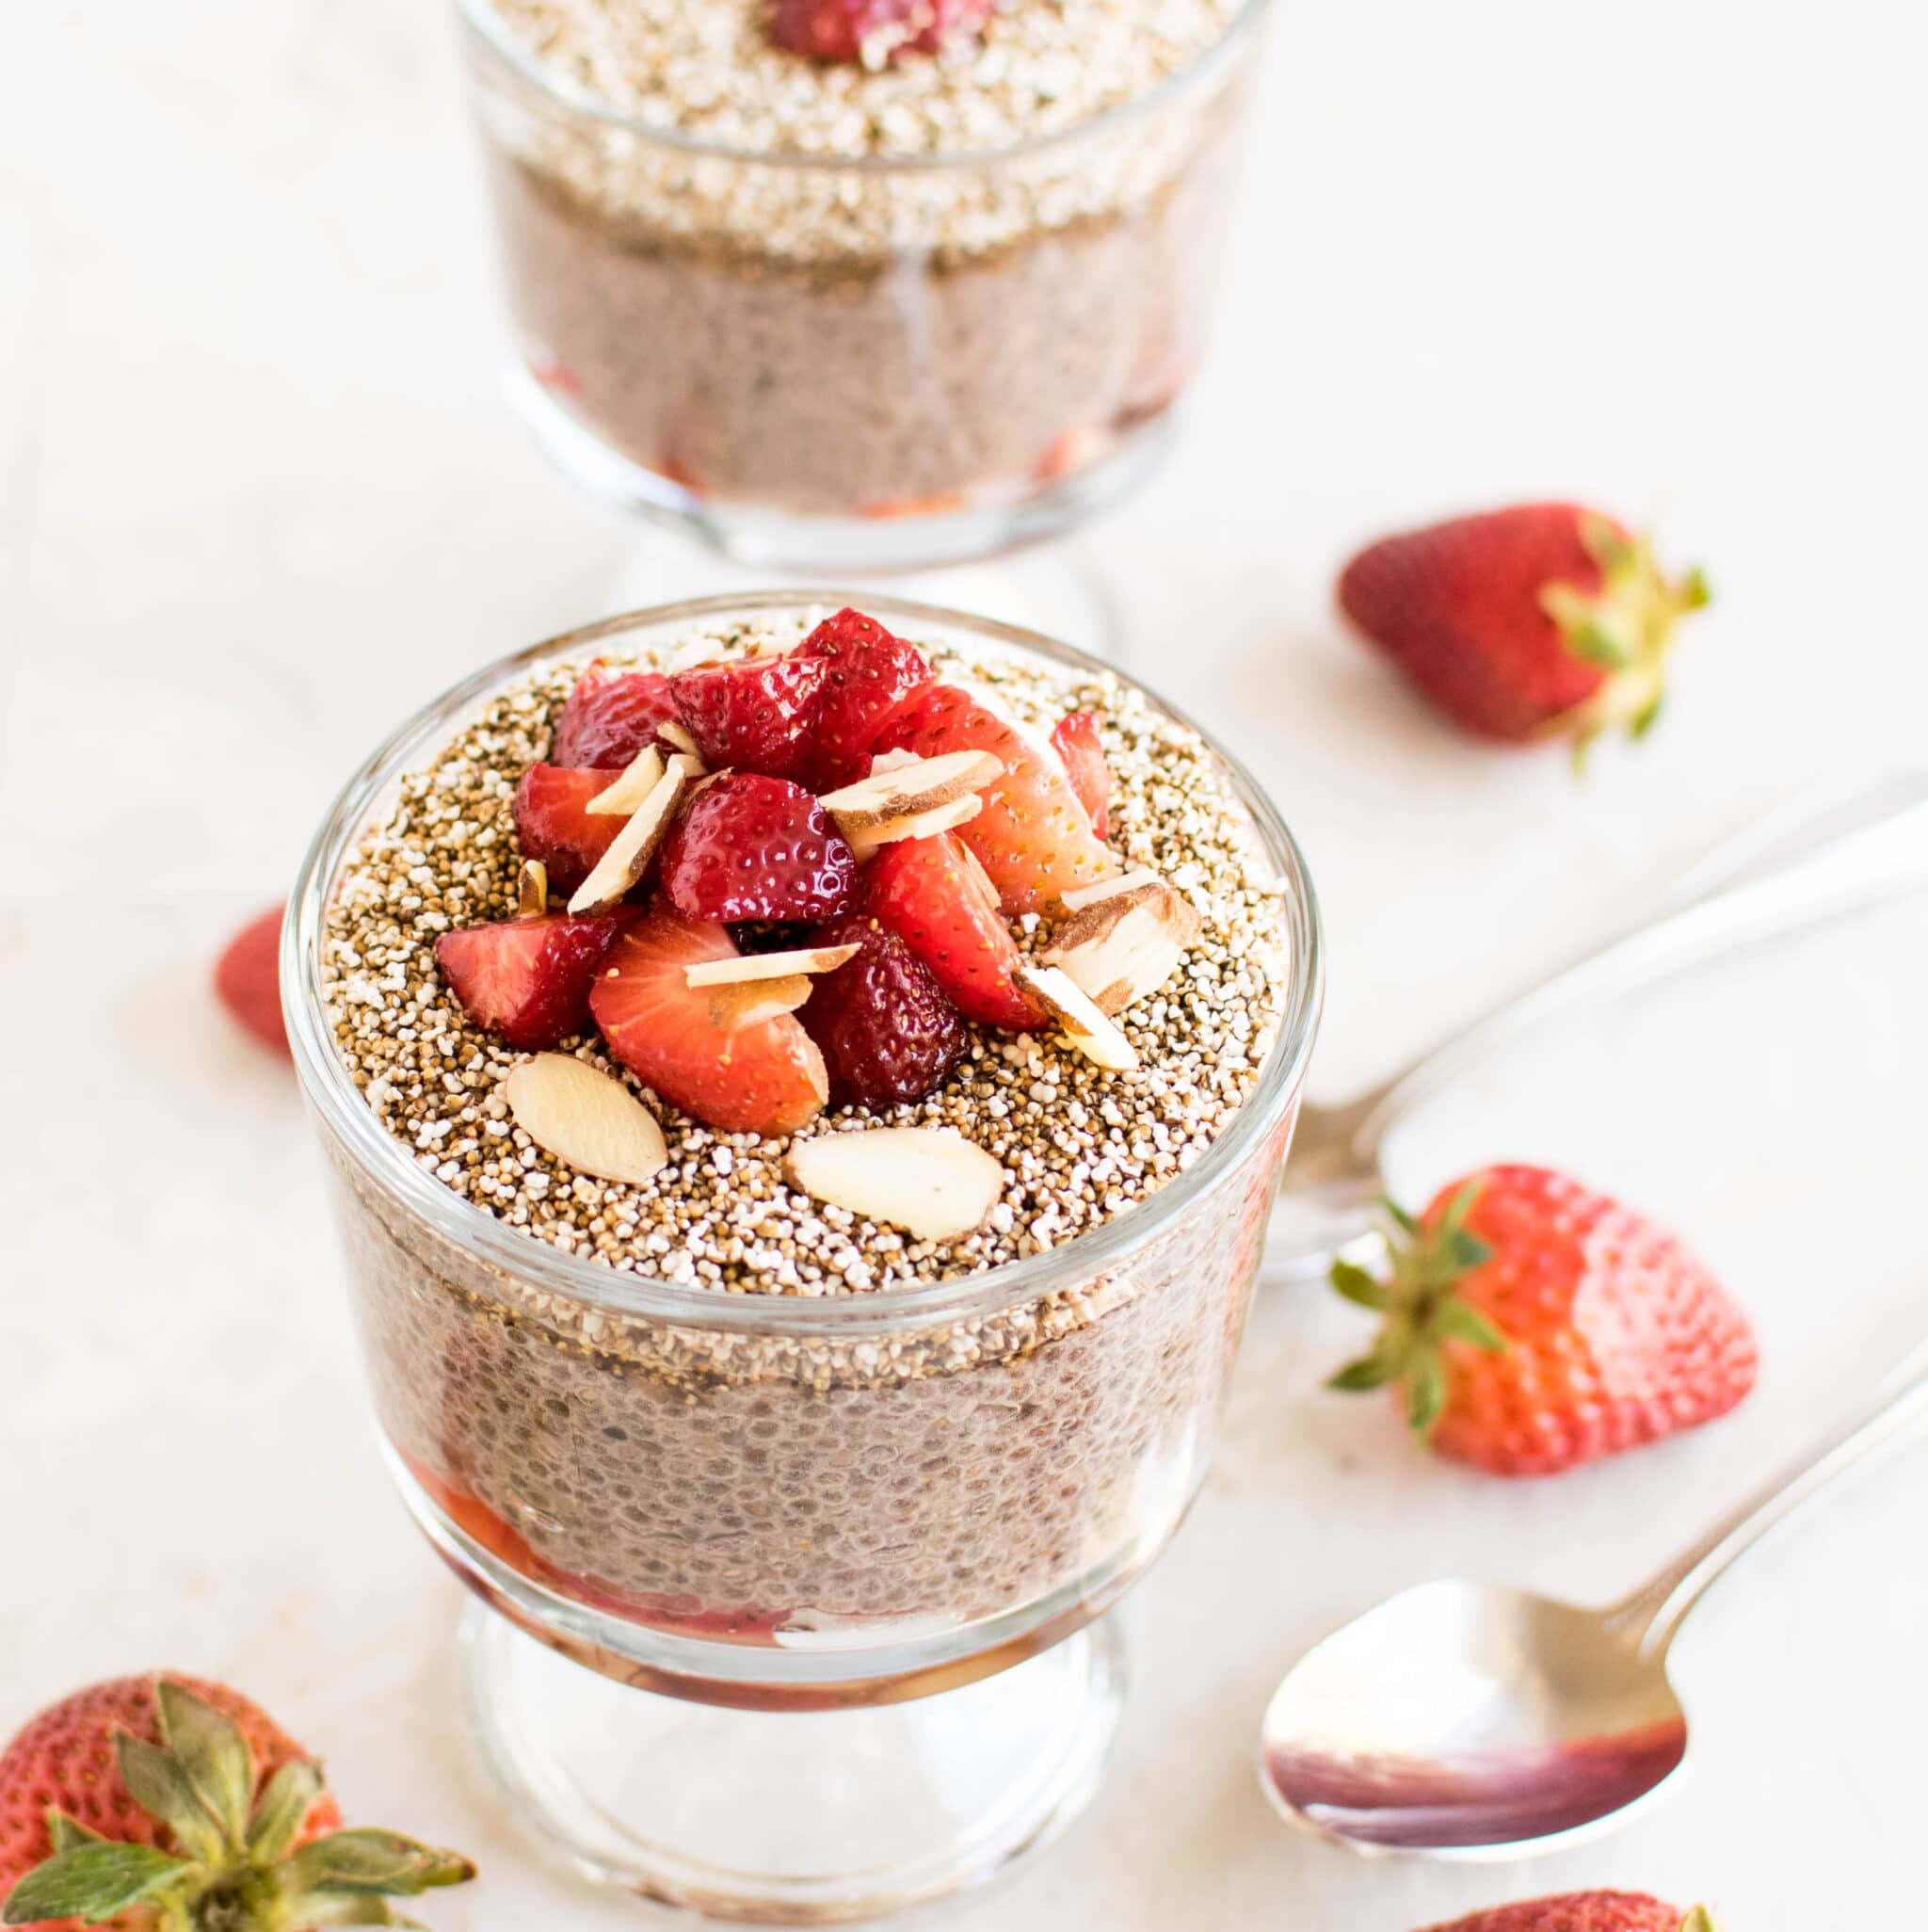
top-left (1611, 1338), bottom-right (1928, 1657)
top-left (1342, 768), bottom-right (1928, 1161)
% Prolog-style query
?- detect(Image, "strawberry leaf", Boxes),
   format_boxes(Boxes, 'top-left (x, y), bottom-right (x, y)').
top-left (1328, 1261), bottom-right (1396, 1312)
top-left (286, 1828), bottom-right (477, 1896)
top-left (248, 1758), bottom-right (327, 1862)
top-left (2, 1843), bottom-right (189, 1924)
top-left (1434, 1298), bottom-right (1508, 1354)
top-left (1405, 1350), bottom-right (1448, 1438)
top-left (115, 1732), bottom-right (225, 1864)
top-left (45, 1811), bottom-right (106, 1852)
top-left (157, 1680), bottom-right (255, 1848)
top-left (1679, 1910), bottom-right (1720, 1932)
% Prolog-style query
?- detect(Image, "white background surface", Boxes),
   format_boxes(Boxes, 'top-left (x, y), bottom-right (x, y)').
top-left (4, 0), bottom-right (1927, 1925)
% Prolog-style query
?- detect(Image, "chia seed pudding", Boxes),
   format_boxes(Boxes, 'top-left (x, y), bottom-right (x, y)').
top-left (302, 603), bottom-right (1311, 1677)
top-left (460, 0), bottom-right (1271, 543)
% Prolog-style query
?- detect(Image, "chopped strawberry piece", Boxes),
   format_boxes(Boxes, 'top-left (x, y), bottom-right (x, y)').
top-left (511, 765), bottom-right (629, 893)
top-left (793, 607), bottom-right (933, 790)
top-left (1050, 712), bottom-right (1112, 838)
top-left (551, 664), bottom-right (679, 768)
top-left (800, 916), bottom-right (966, 1107)
top-left (436, 910), bottom-right (628, 1050)
top-left (589, 905), bottom-right (828, 1135)
top-left (659, 773), bottom-right (857, 924)
top-left (871, 684), bottom-right (1115, 913)
top-left (770, 0), bottom-right (990, 63)
top-left (214, 904), bottom-right (291, 1057)
top-left (860, 831), bottom-right (1044, 1032)
top-left (668, 652), bottom-right (827, 784)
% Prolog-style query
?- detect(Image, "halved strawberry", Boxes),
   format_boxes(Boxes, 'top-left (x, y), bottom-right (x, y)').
top-left (659, 772), bottom-right (856, 924)
top-left (871, 684), bottom-right (1115, 912)
top-left (512, 765), bottom-right (627, 892)
top-left (1050, 712), bottom-right (1112, 838)
top-left (435, 910), bottom-right (628, 1050)
top-left (668, 652), bottom-right (827, 783)
top-left (552, 664), bottom-right (678, 768)
top-left (793, 607), bottom-right (933, 790)
top-left (215, 904), bottom-right (290, 1057)
top-left (860, 831), bottom-right (1044, 1032)
top-left (800, 914), bottom-right (966, 1107)
top-left (769, 0), bottom-right (990, 62)
top-left (589, 905), bottom-right (828, 1135)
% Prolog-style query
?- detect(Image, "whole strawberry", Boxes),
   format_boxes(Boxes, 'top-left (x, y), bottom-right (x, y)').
top-left (1337, 505), bottom-right (1708, 753)
top-left (0, 1674), bottom-right (474, 1930)
top-left (213, 908), bottom-right (289, 1058)
top-left (1416, 1895), bottom-right (1717, 1932)
top-left (1327, 1166), bottom-right (1757, 1476)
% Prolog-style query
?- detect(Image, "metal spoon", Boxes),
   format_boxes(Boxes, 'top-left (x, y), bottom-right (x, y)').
top-left (1258, 1340), bottom-right (1928, 1857)
top-left (1266, 769), bottom-right (1928, 1284)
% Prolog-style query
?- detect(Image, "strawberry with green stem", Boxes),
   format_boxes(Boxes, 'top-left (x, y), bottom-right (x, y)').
top-left (1328, 1165), bottom-right (1758, 1477)
top-left (1, 1676), bottom-right (473, 1930)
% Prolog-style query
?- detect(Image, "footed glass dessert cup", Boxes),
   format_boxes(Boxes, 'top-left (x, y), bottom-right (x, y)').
top-left (457, 0), bottom-right (1275, 572)
top-left (284, 594), bottom-right (1322, 1923)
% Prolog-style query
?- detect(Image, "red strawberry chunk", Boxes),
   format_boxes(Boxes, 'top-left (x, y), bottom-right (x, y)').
top-left (436, 910), bottom-right (627, 1050)
top-left (512, 765), bottom-right (626, 893)
top-left (871, 684), bottom-right (1115, 913)
top-left (1050, 712), bottom-right (1112, 838)
top-left (800, 915), bottom-right (966, 1108)
top-left (770, 0), bottom-right (990, 63)
top-left (552, 664), bottom-right (679, 768)
top-left (793, 606), bottom-right (933, 790)
top-left (215, 904), bottom-right (290, 1057)
top-left (669, 652), bottom-right (827, 783)
top-left (589, 905), bottom-right (828, 1135)
top-left (1417, 1892), bottom-right (1694, 1932)
top-left (659, 773), bottom-right (857, 925)
top-left (860, 830), bottom-right (1044, 1032)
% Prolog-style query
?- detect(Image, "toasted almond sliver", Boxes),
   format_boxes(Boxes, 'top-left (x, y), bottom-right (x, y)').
top-left (707, 975), bottom-right (812, 1032)
top-left (848, 792), bottom-right (983, 862)
top-left (1059, 868), bottom-right (1164, 914)
top-left (819, 749), bottom-right (1004, 830)
top-left (684, 943), bottom-right (860, 988)
top-left (568, 763), bottom-right (688, 914)
top-left (657, 719), bottom-right (703, 762)
top-left (505, 1054), bottom-right (667, 1185)
top-left (516, 859), bottom-right (550, 920)
top-left (1013, 963), bottom-right (1139, 1071)
top-left (1041, 879), bottom-right (1202, 1016)
top-left (784, 1128), bottom-right (1005, 1243)
top-left (586, 745), bottom-right (666, 817)
top-left (868, 748), bottom-right (923, 775)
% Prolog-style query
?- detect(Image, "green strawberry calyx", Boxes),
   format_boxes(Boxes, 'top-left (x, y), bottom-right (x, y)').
top-left (1, 1682), bottom-right (474, 1931)
top-left (1540, 512), bottom-right (1711, 760)
top-left (1678, 1910), bottom-right (1722, 1932)
top-left (1326, 1181), bottom-right (1510, 1440)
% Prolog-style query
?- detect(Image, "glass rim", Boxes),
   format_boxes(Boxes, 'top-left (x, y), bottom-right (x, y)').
top-left (283, 589), bottom-right (1324, 1337)
top-left (454, 0), bottom-right (1276, 174)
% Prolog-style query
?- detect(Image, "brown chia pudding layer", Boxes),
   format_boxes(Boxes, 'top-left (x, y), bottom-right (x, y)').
top-left (315, 613), bottom-right (1299, 1654)
top-left (464, 0), bottom-right (1266, 516)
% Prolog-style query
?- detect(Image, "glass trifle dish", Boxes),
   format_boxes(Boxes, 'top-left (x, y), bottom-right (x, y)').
top-left (285, 593), bottom-right (1320, 1921)
top-left (458, 0), bottom-right (1276, 568)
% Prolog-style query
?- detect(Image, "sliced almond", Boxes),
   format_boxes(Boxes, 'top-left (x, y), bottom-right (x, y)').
top-left (516, 859), bottom-right (550, 920)
top-left (684, 943), bottom-right (860, 988)
top-left (586, 745), bottom-right (665, 816)
top-left (1013, 963), bottom-right (1139, 1071)
top-left (706, 974), bottom-right (812, 1032)
top-left (784, 1128), bottom-right (1005, 1243)
top-left (567, 762), bottom-right (688, 915)
top-left (1041, 879), bottom-right (1202, 1016)
top-left (656, 719), bottom-right (704, 763)
top-left (505, 1055), bottom-right (667, 1185)
top-left (1059, 868), bottom-right (1164, 914)
top-left (818, 749), bottom-right (1004, 830)
top-left (847, 792), bottom-right (983, 862)
top-left (868, 748), bottom-right (923, 775)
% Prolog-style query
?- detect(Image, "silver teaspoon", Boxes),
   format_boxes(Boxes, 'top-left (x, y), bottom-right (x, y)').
top-left (1266, 768), bottom-right (1928, 1285)
top-left (1258, 1339), bottom-right (1928, 1858)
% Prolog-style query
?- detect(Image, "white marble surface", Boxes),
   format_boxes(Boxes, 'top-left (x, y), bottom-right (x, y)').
top-left (4, 0), bottom-right (1927, 1924)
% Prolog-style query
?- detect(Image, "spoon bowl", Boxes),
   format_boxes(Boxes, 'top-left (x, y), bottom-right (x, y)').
top-left (1259, 1580), bottom-right (1686, 1856)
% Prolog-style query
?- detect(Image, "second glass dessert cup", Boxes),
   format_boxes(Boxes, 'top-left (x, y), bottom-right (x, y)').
top-left (284, 594), bottom-right (1323, 1922)
top-left (457, 0), bottom-right (1276, 574)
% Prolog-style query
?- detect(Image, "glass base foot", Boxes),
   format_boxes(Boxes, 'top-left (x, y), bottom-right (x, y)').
top-left (460, 1602), bottom-right (1127, 1924)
